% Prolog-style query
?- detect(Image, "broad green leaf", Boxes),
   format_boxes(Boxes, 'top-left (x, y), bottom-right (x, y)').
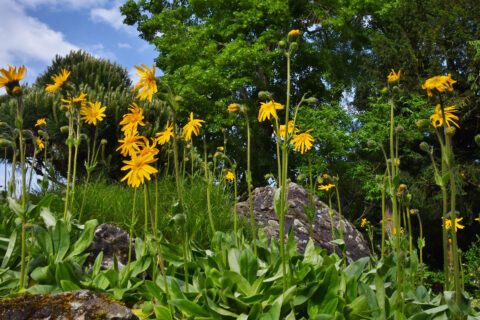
top-left (170, 299), bottom-right (210, 317)
top-left (154, 305), bottom-right (172, 320)
top-left (145, 280), bottom-right (164, 301)
top-left (53, 221), bottom-right (70, 263)
top-left (60, 279), bottom-right (81, 291)
top-left (40, 207), bottom-right (56, 228)
top-left (0, 229), bottom-right (17, 269)
top-left (67, 219), bottom-right (97, 258)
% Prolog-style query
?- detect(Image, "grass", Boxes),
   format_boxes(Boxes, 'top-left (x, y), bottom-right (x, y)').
top-left (48, 175), bottom-right (249, 247)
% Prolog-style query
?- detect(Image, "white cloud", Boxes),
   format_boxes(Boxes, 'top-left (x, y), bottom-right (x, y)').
top-left (118, 42), bottom-right (132, 49)
top-left (17, 0), bottom-right (108, 10)
top-left (0, 0), bottom-right (78, 90)
top-left (85, 43), bottom-right (117, 62)
top-left (90, 2), bottom-right (136, 35)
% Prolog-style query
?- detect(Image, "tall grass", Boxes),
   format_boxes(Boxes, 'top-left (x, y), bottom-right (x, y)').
top-left (49, 176), bottom-right (248, 247)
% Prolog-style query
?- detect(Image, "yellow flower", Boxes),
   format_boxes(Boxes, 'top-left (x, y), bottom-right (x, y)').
top-left (132, 64), bottom-right (157, 102)
top-left (422, 74), bottom-right (456, 97)
top-left (277, 120), bottom-right (298, 139)
top-left (430, 104), bottom-right (459, 129)
top-left (116, 133), bottom-right (145, 157)
top-left (155, 121), bottom-right (174, 145)
top-left (288, 29), bottom-right (300, 37)
top-left (80, 101), bottom-right (106, 126)
top-left (183, 112), bottom-right (205, 141)
top-left (318, 184), bottom-right (335, 191)
top-left (292, 129), bottom-right (314, 154)
top-left (444, 217), bottom-right (464, 232)
top-left (119, 103), bottom-right (146, 135)
top-left (227, 103), bottom-right (239, 113)
top-left (475, 218), bottom-right (479, 222)
top-left (323, 174), bottom-right (329, 179)
top-left (36, 137), bottom-right (44, 150)
top-left (45, 69), bottom-right (70, 93)
top-left (258, 101), bottom-right (284, 122)
top-left (35, 118), bottom-right (46, 127)
top-left (0, 65), bottom-right (26, 93)
top-left (61, 92), bottom-right (87, 108)
top-left (387, 69), bottom-right (401, 83)
top-left (393, 228), bottom-right (404, 235)
top-left (121, 152), bottom-right (158, 188)
top-left (361, 218), bottom-right (368, 228)
top-left (138, 137), bottom-right (159, 157)
top-left (224, 171), bottom-right (235, 181)
top-left (218, 146), bottom-right (224, 151)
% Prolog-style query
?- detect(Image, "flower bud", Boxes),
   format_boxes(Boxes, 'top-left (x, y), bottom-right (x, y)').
top-left (12, 86), bottom-right (22, 96)
top-left (416, 119), bottom-right (430, 130)
top-left (410, 209), bottom-right (419, 215)
top-left (475, 134), bottom-right (480, 147)
top-left (23, 223), bottom-right (32, 231)
top-left (265, 173), bottom-right (274, 180)
top-left (0, 138), bottom-right (12, 147)
top-left (101, 139), bottom-right (107, 145)
top-left (304, 97), bottom-right (318, 106)
top-left (380, 87), bottom-right (389, 95)
top-left (445, 126), bottom-right (456, 136)
top-left (297, 174), bottom-right (305, 182)
top-left (186, 144), bottom-right (191, 149)
top-left (288, 29), bottom-right (300, 38)
top-left (217, 146), bottom-right (224, 151)
top-left (60, 126), bottom-right (69, 133)
top-left (316, 176), bottom-right (324, 184)
top-left (419, 141), bottom-right (429, 152)
top-left (258, 91), bottom-right (271, 100)
top-left (278, 40), bottom-right (286, 48)
top-left (174, 95), bottom-right (183, 103)
top-left (289, 42), bottom-right (298, 51)
top-left (396, 125), bottom-right (404, 133)
top-left (367, 140), bottom-right (376, 148)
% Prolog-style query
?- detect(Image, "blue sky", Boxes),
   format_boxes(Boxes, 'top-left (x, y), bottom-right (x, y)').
top-left (0, 0), bottom-right (157, 92)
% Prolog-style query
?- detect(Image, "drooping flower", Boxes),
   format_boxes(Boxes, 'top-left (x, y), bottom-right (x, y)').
top-left (444, 217), bottom-right (464, 232)
top-left (430, 104), bottom-right (459, 128)
top-left (292, 129), bottom-right (314, 154)
top-left (80, 101), bottom-right (106, 126)
top-left (119, 103), bottom-right (145, 135)
top-left (227, 103), bottom-right (239, 113)
top-left (61, 92), bottom-right (87, 108)
top-left (387, 69), bottom-right (401, 83)
top-left (258, 101), bottom-right (284, 122)
top-left (36, 137), bottom-right (44, 150)
top-left (318, 184), bottom-right (335, 191)
top-left (121, 152), bottom-right (158, 188)
top-left (422, 74), bottom-right (456, 97)
top-left (277, 120), bottom-right (298, 139)
top-left (35, 118), bottom-right (47, 127)
top-left (183, 112), bottom-right (205, 141)
top-left (132, 64), bottom-right (158, 102)
top-left (116, 133), bottom-right (145, 157)
top-left (288, 29), bottom-right (300, 37)
top-left (45, 69), bottom-right (70, 93)
top-left (361, 218), bottom-right (368, 228)
top-left (0, 65), bottom-right (26, 94)
top-left (224, 171), bottom-right (235, 181)
top-left (155, 121), bottom-right (174, 145)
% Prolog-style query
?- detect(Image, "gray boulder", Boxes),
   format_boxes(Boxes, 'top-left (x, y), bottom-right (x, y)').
top-left (236, 182), bottom-right (370, 263)
top-left (85, 223), bottom-right (132, 271)
top-left (0, 290), bottom-right (139, 320)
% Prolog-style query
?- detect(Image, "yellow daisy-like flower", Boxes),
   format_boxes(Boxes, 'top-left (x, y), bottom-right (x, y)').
top-left (35, 118), bottom-right (46, 127)
top-left (116, 133), bottom-right (145, 157)
top-left (61, 92), bottom-right (87, 108)
top-left (227, 103), bottom-right (239, 113)
top-left (45, 69), bottom-right (70, 93)
top-left (258, 101), bottom-right (284, 122)
top-left (0, 65), bottom-right (26, 92)
top-left (288, 29), bottom-right (300, 37)
top-left (291, 129), bottom-right (314, 154)
top-left (318, 184), bottom-right (335, 191)
top-left (430, 104), bottom-right (459, 129)
top-left (155, 121), bottom-right (174, 145)
top-left (387, 69), bottom-right (401, 83)
top-left (119, 103), bottom-right (146, 135)
top-left (422, 74), bottom-right (456, 97)
top-left (80, 101), bottom-right (106, 126)
top-left (475, 218), bottom-right (479, 222)
top-left (36, 137), bottom-right (44, 150)
top-left (132, 64), bottom-right (158, 102)
top-left (138, 137), bottom-right (159, 157)
top-left (121, 152), bottom-right (158, 188)
top-left (277, 120), bottom-right (298, 139)
top-left (224, 171), bottom-right (235, 181)
top-left (183, 112), bottom-right (205, 141)
top-left (444, 217), bottom-right (464, 232)
top-left (361, 218), bottom-right (368, 228)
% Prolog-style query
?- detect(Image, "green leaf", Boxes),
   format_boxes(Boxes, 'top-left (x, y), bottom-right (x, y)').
top-left (60, 279), bottom-right (81, 291)
top-left (53, 221), bottom-right (70, 263)
top-left (154, 305), bottom-right (172, 320)
top-left (92, 251), bottom-right (103, 277)
top-left (31, 265), bottom-right (53, 283)
top-left (0, 229), bottom-right (17, 269)
top-left (169, 299), bottom-right (210, 317)
top-left (259, 301), bottom-right (281, 320)
top-left (40, 207), bottom-right (56, 228)
top-left (273, 187), bottom-right (282, 216)
top-left (67, 219), bottom-right (97, 259)
top-left (93, 273), bottom-right (110, 290)
top-left (145, 280), bottom-right (164, 301)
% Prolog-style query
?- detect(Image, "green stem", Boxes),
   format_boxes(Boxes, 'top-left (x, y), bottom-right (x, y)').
top-left (70, 117), bottom-right (81, 212)
top-left (415, 213), bottom-right (424, 285)
top-left (144, 183), bottom-right (148, 255)
top-left (63, 113), bottom-right (74, 221)
top-left (172, 110), bottom-right (183, 209)
top-left (245, 115), bottom-right (257, 256)
top-left (381, 175), bottom-right (386, 259)
top-left (27, 149), bottom-right (38, 197)
top-left (79, 170), bottom-right (91, 224)
top-left (234, 170), bottom-right (238, 248)
top-left (157, 247), bottom-right (172, 315)
top-left (182, 230), bottom-right (189, 292)
top-left (335, 184), bottom-right (343, 241)
top-left (19, 223), bottom-right (26, 289)
top-left (127, 187), bottom-right (137, 274)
